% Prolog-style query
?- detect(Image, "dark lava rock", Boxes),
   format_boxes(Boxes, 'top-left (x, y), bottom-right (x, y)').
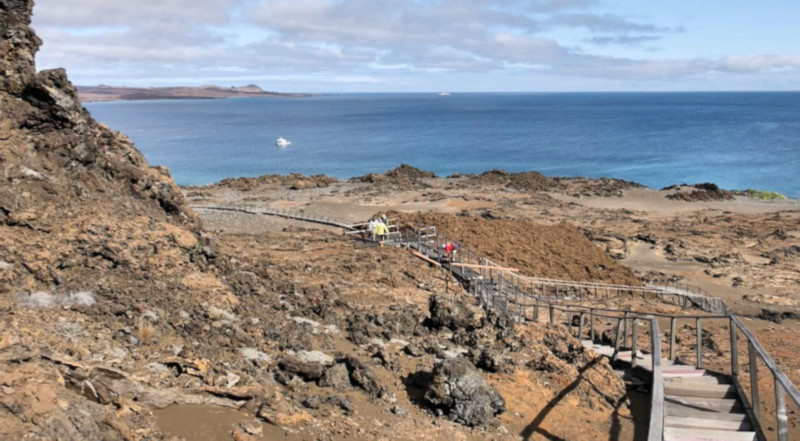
top-left (319, 363), bottom-right (352, 390)
top-left (321, 356), bottom-right (386, 398)
top-left (666, 183), bottom-right (735, 202)
top-left (404, 343), bottom-right (425, 357)
top-left (347, 306), bottom-right (424, 344)
top-left (385, 164), bottom-right (437, 180)
top-left (302, 395), bottom-right (323, 409)
top-left (428, 295), bottom-right (475, 331)
top-left (471, 347), bottom-right (510, 373)
top-left (483, 307), bottom-right (515, 338)
top-left (423, 356), bottom-right (505, 426)
top-left (325, 396), bottom-right (354, 414)
top-left (758, 308), bottom-right (800, 324)
top-left (278, 356), bottom-right (325, 381)
top-left (600, 326), bottom-right (618, 346)
top-left (341, 356), bottom-right (385, 398)
top-left (542, 329), bottom-right (585, 363)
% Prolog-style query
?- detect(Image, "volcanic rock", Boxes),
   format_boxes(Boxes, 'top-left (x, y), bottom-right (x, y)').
top-left (428, 295), bottom-right (477, 331)
top-left (423, 356), bottom-right (505, 426)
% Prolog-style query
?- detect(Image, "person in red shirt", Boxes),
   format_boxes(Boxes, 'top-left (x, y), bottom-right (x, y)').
top-left (445, 242), bottom-right (454, 262)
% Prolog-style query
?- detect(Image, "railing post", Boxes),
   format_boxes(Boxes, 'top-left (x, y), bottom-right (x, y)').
top-left (696, 318), bottom-right (703, 369)
top-left (566, 306), bottom-right (572, 335)
top-left (647, 317), bottom-right (665, 441)
top-left (534, 299), bottom-right (540, 323)
top-left (578, 312), bottom-right (585, 341)
top-left (613, 318), bottom-right (623, 361)
top-left (549, 304), bottom-right (554, 325)
top-left (749, 341), bottom-right (760, 421)
top-left (669, 317), bottom-right (676, 360)
top-left (775, 377), bottom-right (789, 441)
top-left (589, 308), bottom-right (595, 342)
top-left (631, 319), bottom-right (638, 368)
top-left (730, 318), bottom-right (739, 377)
top-left (623, 311), bottom-right (630, 348)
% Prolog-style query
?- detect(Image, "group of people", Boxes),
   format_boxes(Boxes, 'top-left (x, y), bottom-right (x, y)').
top-left (367, 214), bottom-right (389, 245)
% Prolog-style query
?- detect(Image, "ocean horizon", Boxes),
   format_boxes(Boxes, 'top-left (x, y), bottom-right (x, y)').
top-left (85, 91), bottom-right (800, 198)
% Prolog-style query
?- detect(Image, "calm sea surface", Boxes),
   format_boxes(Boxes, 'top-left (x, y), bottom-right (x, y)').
top-left (85, 92), bottom-right (800, 198)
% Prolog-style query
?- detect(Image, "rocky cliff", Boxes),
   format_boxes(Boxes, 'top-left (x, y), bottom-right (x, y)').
top-left (1, 1), bottom-right (230, 438)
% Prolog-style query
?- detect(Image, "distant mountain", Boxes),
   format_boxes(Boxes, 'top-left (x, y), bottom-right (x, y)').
top-left (77, 84), bottom-right (310, 102)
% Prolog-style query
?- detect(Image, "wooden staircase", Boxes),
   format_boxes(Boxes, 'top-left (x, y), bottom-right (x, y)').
top-left (582, 340), bottom-right (758, 441)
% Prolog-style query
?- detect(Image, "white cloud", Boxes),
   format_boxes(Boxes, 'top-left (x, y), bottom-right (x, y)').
top-left (29, 0), bottom-right (800, 91)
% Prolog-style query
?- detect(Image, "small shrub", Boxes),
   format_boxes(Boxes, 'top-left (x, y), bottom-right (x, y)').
top-left (745, 189), bottom-right (788, 201)
top-left (17, 291), bottom-right (54, 308)
top-left (137, 317), bottom-right (158, 342)
top-left (63, 291), bottom-right (96, 307)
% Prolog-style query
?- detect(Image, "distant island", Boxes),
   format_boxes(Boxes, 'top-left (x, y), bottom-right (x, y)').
top-left (76, 84), bottom-right (311, 102)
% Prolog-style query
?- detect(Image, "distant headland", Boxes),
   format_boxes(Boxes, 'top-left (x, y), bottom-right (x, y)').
top-left (77, 84), bottom-right (311, 102)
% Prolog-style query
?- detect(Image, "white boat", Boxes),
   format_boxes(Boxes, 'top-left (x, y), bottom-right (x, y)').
top-left (438, 92), bottom-right (451, 96)
top-left (276, 137), bottom-right (291, 147)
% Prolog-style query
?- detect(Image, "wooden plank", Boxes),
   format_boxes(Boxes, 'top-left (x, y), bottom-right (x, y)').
top-left (665, 415), bottom-right (752, 431)
top-left (410, 251), bottom-right (441, 267)
top-left (663, 364), bottom-right (702, 370)
top-left (665, 383), bottom-right (737, 399)
top-left (664, 370), bottom-right (707, 378)
top-left (666, 376), bottom-right (731, 385)
top-left (665, 404), bottom-right (749, 421)
top-left (664, 426), bottom-right (755, 441)
top-left (665, 395), bottom-right (743, 413)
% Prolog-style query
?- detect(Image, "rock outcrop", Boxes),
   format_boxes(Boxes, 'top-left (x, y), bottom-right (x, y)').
top-left (423, 356), bottom-right (505, 426)
top-left (1, 2), bottom-right (228, 438)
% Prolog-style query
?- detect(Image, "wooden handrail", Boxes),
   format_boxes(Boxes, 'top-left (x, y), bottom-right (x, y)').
top-left (647, 316), bottom-right (664, 441)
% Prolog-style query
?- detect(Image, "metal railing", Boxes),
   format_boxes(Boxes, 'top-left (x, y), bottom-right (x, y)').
top-left (730, 316), bottom-right (800, 441)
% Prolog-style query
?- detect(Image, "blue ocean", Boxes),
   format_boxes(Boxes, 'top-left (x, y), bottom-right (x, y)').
top-left (85, 92), bottom-right (800, 198)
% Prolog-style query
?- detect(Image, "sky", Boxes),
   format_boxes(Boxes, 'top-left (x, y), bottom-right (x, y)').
top-left (30, 0), bottom-right (800, 93)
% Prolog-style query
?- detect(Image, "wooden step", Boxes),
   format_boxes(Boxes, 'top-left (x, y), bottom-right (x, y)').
top-left (664, 426), bottom-right (756, 441)
top-left (665, 404), bottom-right (749, 421)
top-left (615, 350), bottom-right (645, 360)
top-left (662, 363), bottom-right (701, 370)
top-left (665, 382), bottom-right (737, 399)
top-left (665, 395), bottom-right (743, 413)
top-left (664, 368), bottom-right (706, 378)
top-left (665, 415), bottom-right (753, 431)
top-left (665, 375), bottom-right (731, 385)
top-left (584, 345), bottom-right (615, 357)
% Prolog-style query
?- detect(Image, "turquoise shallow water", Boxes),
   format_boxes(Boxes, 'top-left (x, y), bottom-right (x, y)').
top-left (85, 92), bottom-right (800, 198)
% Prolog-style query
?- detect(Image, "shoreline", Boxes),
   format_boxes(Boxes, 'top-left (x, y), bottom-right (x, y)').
top-left (181, 166), bottom-right (799, 202)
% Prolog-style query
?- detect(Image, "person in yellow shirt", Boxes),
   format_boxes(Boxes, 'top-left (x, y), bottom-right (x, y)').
top-left (374, 221), bottom-right (389, 246)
